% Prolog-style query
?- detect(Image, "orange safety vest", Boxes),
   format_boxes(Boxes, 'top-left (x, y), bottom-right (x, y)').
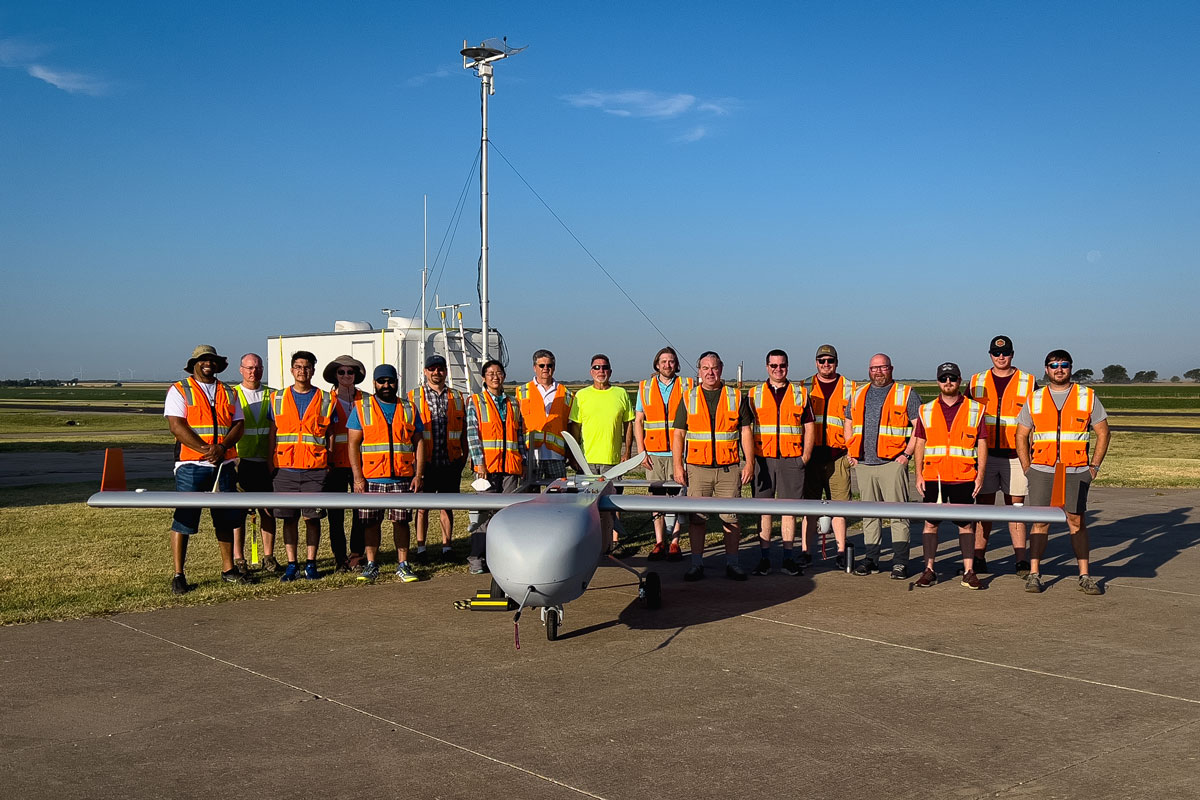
top-left (847, 383), bottom-right (914, 460)
top-left (1027, 384), bottom-right (1095, 468)
top-left (806, 374), bottom-right (854, 449)
top-left (918, 398), bottom-right (986, 482)
top-left (470, 392), bottom-right (524, 475)
top-left (271, 387), bottom-right (334, 469)
top-left (748, 382), bottom-right (808, 458)
top-left (683, 385), bottom-right (741, 466)
top-left (329, 390), bottom-right (364, 469)
top-left (639, 375), bottom-right (693, 452)
top-left (515, 381), bottom-right (573, 457)
top-left (407, 385), bottom-right (466, 462)
top-left (174, 378), bottom-right (238, 463)
top-left (968, 369), bottom-right (1035, 450)
top-left (355, 394), bottom-right (419, 479)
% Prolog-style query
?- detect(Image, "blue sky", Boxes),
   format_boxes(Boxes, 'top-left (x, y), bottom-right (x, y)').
top-left (2, 1), bottom-right (1198, 383)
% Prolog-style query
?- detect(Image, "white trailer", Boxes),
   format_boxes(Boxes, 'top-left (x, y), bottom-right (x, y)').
top-left (265, 315), bottom-right (507, 395)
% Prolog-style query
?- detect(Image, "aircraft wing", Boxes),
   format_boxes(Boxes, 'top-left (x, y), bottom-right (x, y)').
top-left (600, 495), bottom-right (1066, 525)
top-left (86, 491), bottom-right (534, 512)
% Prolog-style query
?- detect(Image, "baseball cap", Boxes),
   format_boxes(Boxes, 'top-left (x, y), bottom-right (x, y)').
top-left (936, 362), bottom-right (961, 379)
top-left (988, 336), bottom-right (1014, 356)
top-left (425, 354), bottom-right (448, 369)
top-left (373, 364), bottom-right (399, 382)
top-left (815, 344), bottom-right (838, 360)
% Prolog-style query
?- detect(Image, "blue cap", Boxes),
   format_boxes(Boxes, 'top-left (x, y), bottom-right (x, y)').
top-left (373, 364), bottom-right (398, 382)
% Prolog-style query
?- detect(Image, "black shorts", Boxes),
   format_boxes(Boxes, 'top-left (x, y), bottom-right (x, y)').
top-left (922, 482), bottom-right (976, 528)
top-left (236, 459), bottom-right (273, 493)
top-left (423, 460), bottom-right (466, 494)
top-left (272, 468), bottom-right (328, 519)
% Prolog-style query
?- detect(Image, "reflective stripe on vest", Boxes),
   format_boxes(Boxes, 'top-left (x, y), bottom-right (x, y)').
top-left (329, 390), bottom-right (363, 468)
top-left (1028, 384), bottom-right (1095, 467)
top-left (175, 379), bottom-right (238, 463)
top-left (749, 382), bottom-right (807, 458)
top-left (272, 387), bottom-right (334, 469)
top-left (969, 369), bottom-right (1034, 449)
top-left (684, 385), bottom-right (741, 466)
top-left (918, 398), bottom-right (984, 482)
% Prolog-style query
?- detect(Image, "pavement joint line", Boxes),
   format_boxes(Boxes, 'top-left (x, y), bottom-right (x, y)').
top-left (1102, 582), bottom-right (1200, 598)
top-left (104, 618), bottom-right (611, 800)
top-left (975, 716), bottom-right (1200, 800)
top-left (739, 614), bottom-right (1200, 706)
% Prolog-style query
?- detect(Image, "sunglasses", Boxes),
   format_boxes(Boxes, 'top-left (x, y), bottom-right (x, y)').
top-left (1047, 361), bottom-right (1072, 369)
top-left (938, 375), bottom-right (961, 383)
top-left (816, 358), bottom-right (837, 365)
top-left (989, 351), bottom-right (1010, 357)
top-left (767, 363), bottom-right (788, 369)
top-left (591, 365), bottom-right (611, 371)
top-left (535, 363), bottom-right (554, 369)
top-left (336, 369), bottom-right (357, 376)
top-left (375, 378), bottom-right (397, 385)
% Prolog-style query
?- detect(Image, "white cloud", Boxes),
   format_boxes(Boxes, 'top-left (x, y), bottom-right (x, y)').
top-left (674, 126), bottom-right (708, 143)
top-left (406, 64), bottom-right (458, 87)
top-left (27, 64), bottom-right (109, 96)
top-left (563, 90), bottom-right (697, 119)
top-left (0, 37), bottom-right (49, 65)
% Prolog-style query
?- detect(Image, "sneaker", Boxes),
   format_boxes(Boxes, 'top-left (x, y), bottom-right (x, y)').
top-left (648, 542), bottom-right (667, 561)
top-left (915, 569), bottom-right (937, 588)
top-left (357, 561), bottom-right (380, 583)
top-left (797, 551), bottom-right (813, 568)
top-left (280, 562), bottom-right (299, 582)
top-left (346, 554), bottom-right (364, 572)
top-left (304, 562), bottom-right (320, 580)
top-left (961, 570), bottom-right (981, 590)
top-left (974, 552), bottom-right (989, 574)
top-left (781, 557), bottom-right (803, 576)
top-left (667, 542), bottom-right (684, 562)
top-left (170, 573), bottom-right (191, 595)
top-left (752, 557), bottom-right (771, 576)
top-left (1078, 575), bottom-right (1102, 596)
top-left (1014, 560), bottom-right (1032, 578)
top-left (222, 568), bottom-right (252, 585)
top-left (1024, 572), bottom-right (1043, 593)
top-left (853, 558), bottom-right (880, 576)
top-left (395, 562), bottom-right (419, 583)
top-left (262, 554), bottom-right (281, 574)
top-left (890, 563), bottom-right (908, 580)
top-left (725, 564), bottom-right (748, 581)
top-left (233, 558), bottom-right (249, 576)
top-left (684, 565), bottom-right (704, 581)
top-left (467, 556), bottom-right (485, 575)
top-left (834, 552), bottom-right (847, 571)
top-left (333, 560), bottom-right (351, 574)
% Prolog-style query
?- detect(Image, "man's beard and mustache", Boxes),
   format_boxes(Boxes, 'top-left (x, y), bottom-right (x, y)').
top-left (376, 385), bottom-right (397, 402)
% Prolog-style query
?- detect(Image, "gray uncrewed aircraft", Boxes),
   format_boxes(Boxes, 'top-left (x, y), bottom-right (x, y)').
top-left (87, 435), bottom-right (1065, 643)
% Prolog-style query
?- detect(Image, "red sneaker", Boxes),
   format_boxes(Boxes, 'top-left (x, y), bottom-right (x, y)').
top-left (667, 542), bottom-right (683, 562)
top-left (648, 542), bottom-right (667, 560)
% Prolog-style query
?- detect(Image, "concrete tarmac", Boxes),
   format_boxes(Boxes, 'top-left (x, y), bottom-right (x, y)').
top-left (2, 488), bottom-right (1199, 799)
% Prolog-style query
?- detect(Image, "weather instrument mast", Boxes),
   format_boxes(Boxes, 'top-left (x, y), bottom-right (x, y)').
top-left (461, 37), bottom-right (524, 362)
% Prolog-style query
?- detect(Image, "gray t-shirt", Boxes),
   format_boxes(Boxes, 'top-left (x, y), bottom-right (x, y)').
top-left (860, 383), bottom-right (923, 466)
top-left (1016, 386), bottom-right (1107, 474)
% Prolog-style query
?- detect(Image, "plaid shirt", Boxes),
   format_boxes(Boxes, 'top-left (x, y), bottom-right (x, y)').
top-left (419, 384), bottom-right (452, 466)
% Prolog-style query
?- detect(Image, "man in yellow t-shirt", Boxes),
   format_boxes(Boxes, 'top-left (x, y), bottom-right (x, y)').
top-left (569, 353), bottom-right (635, 550)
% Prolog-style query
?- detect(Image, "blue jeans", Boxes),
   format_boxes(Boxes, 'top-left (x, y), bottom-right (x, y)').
top-left (171, 462), bottom-right (244, 535)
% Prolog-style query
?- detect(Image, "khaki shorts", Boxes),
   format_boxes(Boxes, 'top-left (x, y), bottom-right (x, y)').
top-left (802, 449), bottom-right (852, 502)
top-left (980, 456), bottom-right (1029, 497)
top-left (686, 463), bottom-right (740, 524)
top-left (646, 454), bottom-right (674, 482)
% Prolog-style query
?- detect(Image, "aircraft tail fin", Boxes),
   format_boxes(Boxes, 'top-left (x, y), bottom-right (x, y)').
top-left (100, 447), bottom-right (127, 491)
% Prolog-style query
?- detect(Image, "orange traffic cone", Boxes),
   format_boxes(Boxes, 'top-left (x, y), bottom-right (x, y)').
top-left (100, 447), bottom-right (127, 491)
